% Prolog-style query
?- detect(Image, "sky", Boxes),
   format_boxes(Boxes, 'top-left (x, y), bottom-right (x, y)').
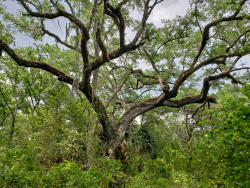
top-left (145, 0), bottom-right (190, 26)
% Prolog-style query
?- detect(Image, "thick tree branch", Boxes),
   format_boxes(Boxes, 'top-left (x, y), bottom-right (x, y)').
top-left (169, 52), bottom-right (242, 99)
top-left (81, 85), bottom-right (115, 141)
top-left (104, 0), bottom-right (126, 50)
top-left (96, 28), bottom-right (110, 62)
top-left (89, 42), bottom-right (145, 72)
top-left (190, 1), bottom-right (248, 69)
top-left (115, 60), bottom-right (246, 137)
top-left (0, 40), bottom-right (74, 84)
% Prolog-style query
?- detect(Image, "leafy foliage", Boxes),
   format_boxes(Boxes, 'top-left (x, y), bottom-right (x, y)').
top-left (191, 83), bottom-right (250, 187)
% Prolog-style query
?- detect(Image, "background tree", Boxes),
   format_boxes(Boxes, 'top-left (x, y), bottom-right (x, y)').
top-left (190, 83), bottom-right (250, 187)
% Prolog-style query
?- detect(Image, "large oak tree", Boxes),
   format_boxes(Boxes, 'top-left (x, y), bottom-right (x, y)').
top-left (0, 0), bottom-right (250, 158)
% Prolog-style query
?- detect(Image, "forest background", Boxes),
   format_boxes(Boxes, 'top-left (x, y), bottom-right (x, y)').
top-left (0, 0), bottom-right (250, 187)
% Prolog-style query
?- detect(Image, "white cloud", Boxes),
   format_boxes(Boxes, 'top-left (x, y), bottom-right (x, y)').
top-left (148, 0), bottom-right (190, 27)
